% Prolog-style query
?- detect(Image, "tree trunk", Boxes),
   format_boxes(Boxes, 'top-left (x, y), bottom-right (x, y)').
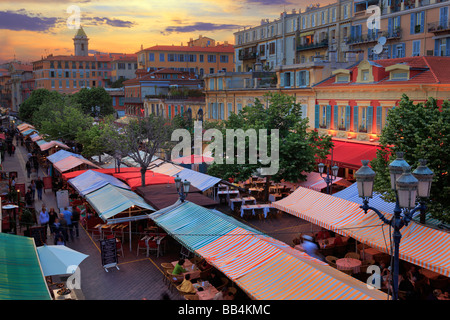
top-left (264, 175), bottom-right (271, 203)
top-left (141, 167), bottom-right (146, 187)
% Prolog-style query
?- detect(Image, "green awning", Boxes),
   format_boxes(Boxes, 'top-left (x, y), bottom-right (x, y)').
top-left (0, 233), bottom-right (52, 300)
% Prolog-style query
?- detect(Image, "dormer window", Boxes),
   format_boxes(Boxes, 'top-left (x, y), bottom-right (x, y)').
top-left (386, 64), bottom-right (410, 81)
top-left (355, 60), bottom-right (374, 83)
top-left (332, 69), bottom-right (350, 83)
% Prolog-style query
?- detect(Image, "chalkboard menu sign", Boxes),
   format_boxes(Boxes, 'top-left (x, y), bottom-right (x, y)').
top-left (30, 226), bottom-right (46, 246)
top-left (99, 238), bottom-right (119, 272)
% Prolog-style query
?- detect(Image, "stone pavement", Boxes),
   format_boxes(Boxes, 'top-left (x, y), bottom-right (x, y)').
top-left (1, 134), bottom-right (319, 300)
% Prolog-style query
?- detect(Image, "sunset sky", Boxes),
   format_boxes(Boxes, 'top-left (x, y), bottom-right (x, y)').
top-left (0, 0), bottom-right (330, 64)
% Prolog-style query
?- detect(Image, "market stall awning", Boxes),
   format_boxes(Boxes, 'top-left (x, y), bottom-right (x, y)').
top-left (68, 169), bottom-right (131, 196)
top-left (318, 140), bottom-right (381, 170)
top-left (47, 150), bottom-right (85, 164)
top-left (61, 167), bottom-right (140, 180)
top-left (22, 128), bottom-right (38, 136)
top-left (148, 158), bottom-right (184, 176)
top-left (53, 155), bottom-right (101, 173)
top-left (121, 151), bottom-right (158, 168)
top-left (135, 183), bottom-right (218, 210)
top-left (334, 182), bottom-right (395, 215)
top-left (17, 123), bottom-right (34, 132)
top-left (39, 140), bottom-right (70, 152)
top-left (175, 168), bottom-right (222, 192)
top-left (273, 186), bottom-right (450, 277)
top-left (149, 201), bottom-right (387, 300)
top-left (173, 154), bottom-right (214, 164)
top-left (85, 184), bottom-right (155, 221)
top-left (0, 233), bottom-right (52, 300)
top-left (112, 170), bottom-right (175, 190)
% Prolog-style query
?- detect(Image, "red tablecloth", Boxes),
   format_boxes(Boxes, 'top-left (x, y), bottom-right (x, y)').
top-left (336, 258), bottom-right (362, 274)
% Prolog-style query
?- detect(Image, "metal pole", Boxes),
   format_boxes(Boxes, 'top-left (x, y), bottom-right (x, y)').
top-left (392, 201), bottom-right (402, 301)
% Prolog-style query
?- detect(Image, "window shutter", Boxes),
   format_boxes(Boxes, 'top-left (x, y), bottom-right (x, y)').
top-left (346, 105), bottom-right (351, 130)
top-left (237, 103), bottom-right (242, 112)
top-left (401, 43), bottom-right (406, 58)
top-left (220, 103), bottom-right (224, 120)
top-left (290, 72), bottom-right (295, 88)
top-left (228, 103), bottom-right (233, 117)
top-left (280, 73), bottom-right (285, 87)
top-left (376, 106), bottom-right (383, 134)
top-left (435, 40), bottom-right (440, 56)
top-left (447, 37), bottom-right (450, 57)
top-left (353, 106), bottom-right (359, 131)
top-left (410, 13), bottom-right (415, 34)
top-left (296, 71), bottom-right (300, 87)
top-left (367, 106), bottom-right (374, 134)
top-left (305, 71), bottom-right (310, 86)
top-left (333, 105), bottom-right (338, 129)
top-left (420, 11), bottom-right (425, 33)
top-left (388, 18), bottom-right (393, 35)
top-left (392, 44), bottom-right (397, 59)
top-left (326, 105), bottom-right (332, 129)
top-left (315, 104), bottom-right (320, 129)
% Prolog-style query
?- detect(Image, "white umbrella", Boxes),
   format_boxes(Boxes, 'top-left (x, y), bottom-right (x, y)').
top-left (36, 245), bottom-right (89, 276)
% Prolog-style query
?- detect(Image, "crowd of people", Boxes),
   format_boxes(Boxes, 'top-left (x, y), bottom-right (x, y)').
top-left (38, 204), bottom-right (81, 245)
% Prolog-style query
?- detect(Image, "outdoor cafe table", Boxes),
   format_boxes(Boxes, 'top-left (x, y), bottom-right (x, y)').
top-left (171, 259), bottom-right (201, 280)
top-left (240, 204), bottom-right (273, 218)
top-left (193, 281), bottom-right (219, 300)
top-left (359, 247), bottom-right (383, 261)
top-left (336, 258), bottom-right (362, 274)
top-left (229, 197), bottom-right (256, 210)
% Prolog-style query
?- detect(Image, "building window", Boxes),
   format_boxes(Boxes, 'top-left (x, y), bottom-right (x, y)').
top-left (208, 55), bottom-right (216, 63)
top-left (159, 53), bottom-right (165, 62)
top-left (220, 55), bottom-right (228, 63)
top-left (362, 70), bottom-right (369, 81)
top-left (168, 54), bottom-right (176, 62)
top-left (412, 40), bottom-right (421, 56)
top-left (209, 68), bottom-right (215, 74)
top-left (411, 11), bottom-right (425, 34)
top-left (269, 42), bottom-right (276, 55)
top-left (149, 53), bottom-right (155, 62)
top-left (51, 80), bottom-right (55, 88)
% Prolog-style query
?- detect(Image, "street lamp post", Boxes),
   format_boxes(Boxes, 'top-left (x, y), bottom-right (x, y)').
top-left (355, 153), bottom-right (434, 300)
top-left (174, 174), bottom-right (191, 202)
top-left (318, 162), bottom-right (339, 195)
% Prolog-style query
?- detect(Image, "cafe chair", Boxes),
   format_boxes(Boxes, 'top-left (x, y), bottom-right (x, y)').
top-left (184, 294), bottom-right (199, 300)
top-left (217, 277), bottom-right (229, 291)
top-left (345, 252), bottom-right (361, 260)
top-left (325, 256), bottom-right (338, 268)
top-left (136, 239), bottom-right (148, 256)
top-left (116, 240), bottom-right (124, 258)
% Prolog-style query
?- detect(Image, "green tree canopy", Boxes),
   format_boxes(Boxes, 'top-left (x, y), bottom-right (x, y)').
top-left (207, 92), bottom-right (333, 200)
top-left (19, 89), bottom-right (63, 123)
top-left (102, 115), bottom-right (175, 187)
top-left (71, 87), bottom-right (114, 117)
top-left (371, 95), bottom-right (450, 223)
top-left (33, 96), bottom-right (93, 143)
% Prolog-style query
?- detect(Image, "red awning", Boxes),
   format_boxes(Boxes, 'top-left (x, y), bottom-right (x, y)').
top-left (319, 140), bottom-right (381, 171)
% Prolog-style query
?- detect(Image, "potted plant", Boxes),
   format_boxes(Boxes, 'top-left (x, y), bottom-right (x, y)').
top-left (20, 208), bottom-right (35, 237)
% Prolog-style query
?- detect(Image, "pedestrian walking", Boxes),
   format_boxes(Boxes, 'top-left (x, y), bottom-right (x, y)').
top-left (35, 176), bottom-right (44, 201)
top-left (30, 179), bottom-right (36, 200)
top-left (25, 187), bottom-right (33, 207)
top-left (33, 155), bottom-right (39, 175)
top-left (62, 207), bottom-right (73, 241)
top-left (25, 160), bottom-right (32, 179)
top-left (72, 206), bottom-right (81, 238)
top-left (48, 207), bottom-right (57, 235)
top-left (39, 204), bottom-right (49, 236)
top-left (58, 213), bottom-right (69, 243)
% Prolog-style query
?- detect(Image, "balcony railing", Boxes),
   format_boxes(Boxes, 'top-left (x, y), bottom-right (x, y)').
top-left (239, 52), bottom-right (257, 60)
top-left (296, 39), bottom-right (328, 52)
top-left (124, 97), bottom-right (143, 104)
top-left (427, 20), bottom-right (450, 33)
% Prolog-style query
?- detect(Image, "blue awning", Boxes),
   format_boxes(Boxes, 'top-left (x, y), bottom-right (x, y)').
top-left (47, 149), bottom-right (85, 164)
top-left (68, 169), bottom-right (130, 196)
top-left (175, 168), bottom-right (222, 192)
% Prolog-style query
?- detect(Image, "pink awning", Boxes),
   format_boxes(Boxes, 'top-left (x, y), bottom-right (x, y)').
top-left (53, 156), bottom-right (100, 173)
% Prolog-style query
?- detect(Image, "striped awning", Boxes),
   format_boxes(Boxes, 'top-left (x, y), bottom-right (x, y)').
top-left (148, 159), bottom-right (184, 176)
top-left (175, 168), bottom-right (222, 192)
top-left (47, 150), bottom-right (84, 164)
top-left (0, 233), bottom-right (52, 300)
top-left (149, 201), bottom-right (388, 300)
top-left (273, 187), bottom-right (450, 277)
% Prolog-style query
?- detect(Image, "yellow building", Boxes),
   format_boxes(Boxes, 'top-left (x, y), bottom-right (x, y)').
top-left (136, 42), bottom-right (235, 78)
top-left (348, 0), bottom-right (450, 60)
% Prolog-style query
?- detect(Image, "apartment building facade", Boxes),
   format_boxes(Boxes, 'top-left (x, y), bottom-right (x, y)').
top-left (110, 54), bottom-right (138, 83)
top-left (136, 42), bottom-right (235, 78)
top-left (348, 0), bottom-right (450, 60)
